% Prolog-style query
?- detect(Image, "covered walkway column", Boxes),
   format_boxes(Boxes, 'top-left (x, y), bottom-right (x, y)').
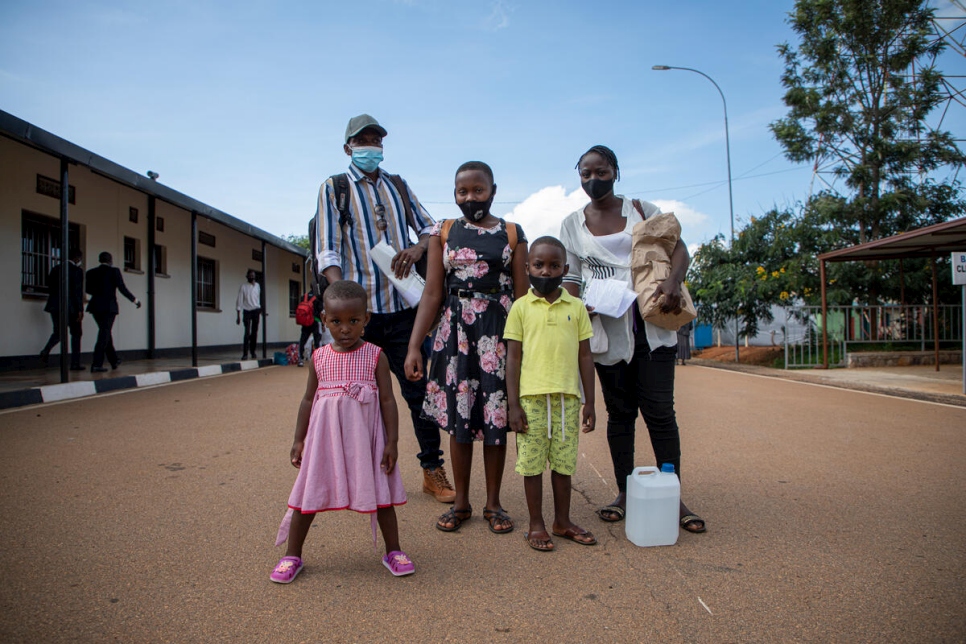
top-left (261, 239), bottom-right (267, 359)
top-left (147, 196), bottom-right (156, 359)
top-left (191, 212), bottom-right (198, 367)
top-left (57, 157), bottom-right (70, 383)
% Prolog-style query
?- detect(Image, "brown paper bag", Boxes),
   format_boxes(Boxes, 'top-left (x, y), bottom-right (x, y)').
top-left (630, 212), bottom-right (697, 331)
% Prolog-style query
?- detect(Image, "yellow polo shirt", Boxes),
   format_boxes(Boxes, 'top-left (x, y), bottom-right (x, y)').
top-left (503, 288), bottom-right (593, 397)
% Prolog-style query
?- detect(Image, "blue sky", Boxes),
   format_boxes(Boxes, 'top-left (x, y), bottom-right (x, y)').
top-left (2, 1), bottom-right (963, 250)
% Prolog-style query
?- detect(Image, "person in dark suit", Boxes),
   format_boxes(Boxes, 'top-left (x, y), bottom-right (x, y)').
top-left (39, 248), bottom-right (86, 370)
top-left (86, 251), bottom-right (140, 373)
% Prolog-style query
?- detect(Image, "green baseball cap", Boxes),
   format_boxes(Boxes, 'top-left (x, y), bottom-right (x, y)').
top-left (344, 114), bottom-right (388, 144)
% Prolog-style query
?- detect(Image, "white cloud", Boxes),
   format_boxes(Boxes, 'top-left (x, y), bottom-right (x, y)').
top-left (498, 185), bottom-right (588, 242)
top-left (650, 199), bottom-right (710, 229)
top-left (484, 0), bottom-right (510, 31)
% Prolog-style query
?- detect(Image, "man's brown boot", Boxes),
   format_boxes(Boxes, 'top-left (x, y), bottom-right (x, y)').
top-left (423, 465), bottom-right (456, 503)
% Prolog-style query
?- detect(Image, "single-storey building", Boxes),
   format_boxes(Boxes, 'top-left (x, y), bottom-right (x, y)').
top-left (1, 109), bottom-right (310, 374)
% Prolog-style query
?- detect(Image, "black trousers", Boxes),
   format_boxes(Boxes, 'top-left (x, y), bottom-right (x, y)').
top-left (594, 323), bottom-right (681, 494)
top-left (92, 312), bottom-right (118, 369)
top-left (364, 308), bottom-right (443, 470)
top-left (242, 309), bottom-right (260, 357)
top-left (42, 312), bottom-right (83, 367)
top-left (297, 323), bottom-right (321, 360)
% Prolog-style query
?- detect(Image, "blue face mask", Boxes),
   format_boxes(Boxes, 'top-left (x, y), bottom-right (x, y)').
top-left (351, 146), bottom-right (383, 173)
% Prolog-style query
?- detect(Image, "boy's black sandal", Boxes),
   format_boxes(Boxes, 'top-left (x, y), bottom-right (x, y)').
top-left (482, 508), bottom-right (514, 534)
top-left (436, 506), bottom-right (472, 532)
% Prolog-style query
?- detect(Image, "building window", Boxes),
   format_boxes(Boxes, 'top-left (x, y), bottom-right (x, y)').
top-left (21, 211), bottom-right (81, 295)
top-left (292, 262), bottom-right (301, 274)
top-left (153, 245), bottom-right (168, 276)
top-left (156, 216), bottom-right (165, 232)
top-left (36, 174), bottom-right (76, 204)
top-left (289, 280), bottom-right (301, 317)
top-left (123, 236), bottom-right (141, 271)
top-left (198, 231), bottom-right (216, 247)
top-left (129, 207), bottom-right (139, 223)
top-left (252, 249), bottom-right (263, 262)
top-left (196, 257), bottom-right (218, 309)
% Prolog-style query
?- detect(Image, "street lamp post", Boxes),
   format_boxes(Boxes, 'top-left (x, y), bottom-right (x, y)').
top-left (652, 65), bottom-right (739, 363)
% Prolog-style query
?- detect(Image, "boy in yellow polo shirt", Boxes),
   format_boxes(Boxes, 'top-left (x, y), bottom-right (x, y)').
top-left (505, 236), bottom-right (596, 552)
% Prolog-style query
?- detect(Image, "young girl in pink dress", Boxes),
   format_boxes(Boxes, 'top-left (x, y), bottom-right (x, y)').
top-left (271, 280), bottom-right (412, 583)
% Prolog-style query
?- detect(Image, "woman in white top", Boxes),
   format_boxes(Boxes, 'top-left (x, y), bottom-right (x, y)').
top-left (559, 145), bottom-right (705, 534)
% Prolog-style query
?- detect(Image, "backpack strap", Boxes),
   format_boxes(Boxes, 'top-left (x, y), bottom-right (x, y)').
top-left (330, 173), bottom-right (351, 228)
top-left (387, 174), bottom-right (417, 236)
top-left (439, 218), bottom-right (456, 248)
top-left (505, 220), bottom-right (518, 250)
top-left (632, 199), bottom-right (647, 220)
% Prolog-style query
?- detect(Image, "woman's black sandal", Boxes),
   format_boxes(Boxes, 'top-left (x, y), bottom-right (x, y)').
top-left (596, 505), bottom-right (625, 522)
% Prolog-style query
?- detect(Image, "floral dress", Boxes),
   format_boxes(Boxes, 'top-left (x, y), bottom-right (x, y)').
top-left (422, 218), bottom-right (526, 445)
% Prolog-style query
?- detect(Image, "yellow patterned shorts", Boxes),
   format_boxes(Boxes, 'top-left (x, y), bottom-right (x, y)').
top-left (514, 393), bottom-right (581, 477)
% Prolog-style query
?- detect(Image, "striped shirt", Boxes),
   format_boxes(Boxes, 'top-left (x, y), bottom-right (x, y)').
top-left (315, 164), bottom-right (435, 314)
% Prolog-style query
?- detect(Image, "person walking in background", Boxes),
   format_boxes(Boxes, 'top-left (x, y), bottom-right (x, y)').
top-left (39, 247), bottom-right (85, 371)
top-left (236, 269), bottom-right (261, 360)
top-left (271, 280), bottom-right (412, 583)
top-left (85, 251), bottom-right (140, 373)
top-left (677, 320), bottom-right (693, 366)
top-left (295, 289), bottom-right (324, 367)
top-left (505, 236), bottom-right (597, 552)
top-left (559, 145), bottom-right (705, 534)
top-left (314, 113), bottom-right (455, 504)
top-left (404, 161), bottom-right (529, 535)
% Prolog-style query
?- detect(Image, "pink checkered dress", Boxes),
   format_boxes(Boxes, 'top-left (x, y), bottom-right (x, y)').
top-left (276, 342), bottom-right (406, 546)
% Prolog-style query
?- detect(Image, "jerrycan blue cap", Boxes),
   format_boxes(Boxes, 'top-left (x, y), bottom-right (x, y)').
top-left (660, 463), bottom-right (675, 473)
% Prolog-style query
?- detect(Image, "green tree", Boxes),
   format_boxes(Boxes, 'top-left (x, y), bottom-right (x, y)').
top-left (770, 0), bottom-right (964, 303)
top-left (283, 233), bottom-right (310, 250)
top-left (690, 207), bottom-right (825, 337)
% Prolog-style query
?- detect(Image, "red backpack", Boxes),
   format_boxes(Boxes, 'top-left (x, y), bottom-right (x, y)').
top-left (295, 294), bottom-right (316, 326)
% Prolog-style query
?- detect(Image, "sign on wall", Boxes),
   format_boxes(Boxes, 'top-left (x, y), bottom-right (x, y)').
top-left (953, 251), bottom-right (966, 286)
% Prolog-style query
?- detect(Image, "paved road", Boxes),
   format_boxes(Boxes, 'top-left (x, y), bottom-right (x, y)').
top-left (1, 364), bottom-right (963, 642)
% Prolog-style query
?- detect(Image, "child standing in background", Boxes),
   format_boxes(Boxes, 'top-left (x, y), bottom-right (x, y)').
top-left (272, 280), bottom-right (413, 583)
top-left (404, 161), bottom-right (529, 535)
top-left (505, 236), bottom-right (597, 551)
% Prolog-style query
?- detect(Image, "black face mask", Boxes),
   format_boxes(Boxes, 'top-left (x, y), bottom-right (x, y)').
top-left (457, 195), bottom-right (493, 222)
top-left (529, 274), bottom-right (563, 295)
top-left (581, 178), bottom-right (614, 200)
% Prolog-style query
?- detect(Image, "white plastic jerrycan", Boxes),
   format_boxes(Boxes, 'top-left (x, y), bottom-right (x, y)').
top-left (625, 464), bottom-right (680, 547)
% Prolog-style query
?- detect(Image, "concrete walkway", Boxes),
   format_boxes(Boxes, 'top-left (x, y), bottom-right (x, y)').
top-left (690, 358), bottom-right (966, 407)
top-left (0, 351), bottom-right (281, 409)
top-left (0, 363), bottom-right (963, 642)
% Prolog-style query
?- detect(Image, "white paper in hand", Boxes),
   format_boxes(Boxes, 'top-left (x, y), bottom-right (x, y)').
top-left (370, 241), bottom-right (424, 308)
top-left (583, 278), bottom-right (637, 318)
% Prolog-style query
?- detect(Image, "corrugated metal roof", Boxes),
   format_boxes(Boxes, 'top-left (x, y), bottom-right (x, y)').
top-left (818, 217), bottom-right (966, 262)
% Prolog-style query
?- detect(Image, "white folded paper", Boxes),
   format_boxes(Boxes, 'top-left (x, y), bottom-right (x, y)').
top-left (370, 241), bottom-right (425, 308)
top-left (583, 278), bottom-right (637, 318)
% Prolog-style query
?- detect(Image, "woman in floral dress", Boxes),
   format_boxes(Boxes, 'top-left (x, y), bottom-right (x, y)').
top-left (405, 161), bottom-right (528, 534)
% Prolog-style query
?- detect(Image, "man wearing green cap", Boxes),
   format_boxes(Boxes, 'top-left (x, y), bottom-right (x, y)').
top-left (313, 114), bottom-right (455, 504)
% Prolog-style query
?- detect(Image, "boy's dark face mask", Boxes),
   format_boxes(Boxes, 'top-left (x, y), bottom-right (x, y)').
top-left (529, 274), bottom-right (563, 295)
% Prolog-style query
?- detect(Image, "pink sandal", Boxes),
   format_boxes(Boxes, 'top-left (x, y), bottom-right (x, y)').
top-left (270, 556), bottom-right (304, 584)
top-left (382, 551), bottom-right (415, 577)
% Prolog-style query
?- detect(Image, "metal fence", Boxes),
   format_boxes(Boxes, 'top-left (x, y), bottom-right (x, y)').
top-left (784, 304), bottom-right (963, 369)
